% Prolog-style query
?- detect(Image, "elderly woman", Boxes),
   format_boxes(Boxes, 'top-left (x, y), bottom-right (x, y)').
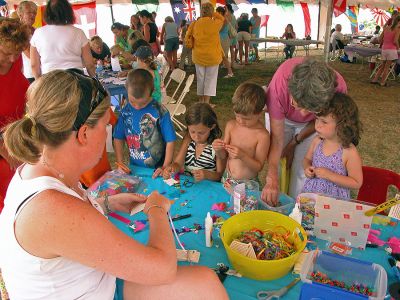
top-left (185, 3), bottom-right (224, 105)
top-left (0, 69), bottom-right (228, 300)
top-left (111, 22), bottom-right (134, 52)
top-left (0, 18), bottom-right (30, 213)
top-left (17, 0), bottom-right (37, 83)
top-left (30, 0), bottom-right (95, 78)
top-left (261, 57), bottom-right (347, 206)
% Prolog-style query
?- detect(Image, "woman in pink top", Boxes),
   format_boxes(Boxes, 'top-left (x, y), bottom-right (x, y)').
top-left (371, 16), bottom-right (400, 86)
top-left (261, 57), bottom-right (347, 206)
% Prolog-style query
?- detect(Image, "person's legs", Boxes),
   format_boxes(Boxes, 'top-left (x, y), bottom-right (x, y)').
top-left (179, 47), bottom-right (187, 69)
top-left (244, 40), bottom-right (250, 64)
top-left (166, 51), bottom-right (173, 69)
top-left (254, 44), bottom-right (259, 61)
top-left (289, 46), bottom-right (295, 58)
top-left (372, 62), bottom-right (384, 83)
top-left (123, 266), bottom-right (228, 300)
top-left (172, 49), bottom-right (178, 69)
top-left (380, 60), bottom-right (393, 86)
top-left (283, 46), bottom-right (289, 59)
top-left (238, 40), bottom-right (244, 64)
top-left (203, 65), bottom-right (219, 105)
top-left (195, 64), bottom-right (206, 102)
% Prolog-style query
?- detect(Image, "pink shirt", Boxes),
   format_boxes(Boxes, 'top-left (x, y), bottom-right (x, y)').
top-left (265, 57), bottom-right (347, 123)
top-left (382, 29), bottom-right (397, 50)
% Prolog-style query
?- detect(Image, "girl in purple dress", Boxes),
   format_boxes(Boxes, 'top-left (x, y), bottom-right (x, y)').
top-left (302, 93), bottom-right (363, 199)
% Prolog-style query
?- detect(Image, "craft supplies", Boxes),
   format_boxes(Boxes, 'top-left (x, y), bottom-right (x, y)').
top-left (171, 214), bottom-right (192, 221)
top-left (220, 210), bottom-right (307, 280)
top-left (257, 278), bottom-right (300, 300)
top-left (86, 170), bottom-right (144, 200)
top-left (388, 258), bottom-right (400, 282)
top-left (205, 212), bottom-right (213, 247)
top-left (211, 202), bottom-right (227, 211)
top-left (176, 249), bottom-right (200, 263)
top-left (130, 203), bottom-right (146, 216)
top-left (229, 240), bottom-right (257, 259)
top-left (259, 193), bottom-right (295, 216)
top-left (300, 250), bottom-right (387, 300)
top-left (232, 227), bottom-right (297, 260)
top-left (364, 194), bottom-right (400, 216)
top-left (231, 180), bottom-right (260, 214)
top-left (327, 242), bottom-right (352, 256)
top-left (115, 162), bottom-right (131, 174)
top-left (289, 203), bottom-right (303, 224)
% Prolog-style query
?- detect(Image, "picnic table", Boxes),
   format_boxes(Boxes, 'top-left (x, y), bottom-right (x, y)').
top-left (250, 38), bottom-right (321, 58)
top-left (109, 166), bottom-right (400, 299)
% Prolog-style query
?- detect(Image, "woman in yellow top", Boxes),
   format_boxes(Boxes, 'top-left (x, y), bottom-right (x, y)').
top-left (185, 3), bottom-right (224, 106)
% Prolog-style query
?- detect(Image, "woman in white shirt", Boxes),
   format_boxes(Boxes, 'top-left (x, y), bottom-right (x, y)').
top-left (0, 70), bottom-right (228, 300)
top-left (30, 0), bottom-right (95, 79)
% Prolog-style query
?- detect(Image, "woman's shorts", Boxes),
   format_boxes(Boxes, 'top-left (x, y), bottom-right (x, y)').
top-left (237, 31), bottom-right (251, 42)
top-left (165, 37), bottom-right (179, 52)
top-left (220, 37), bottom-right (230, 57)
top-left (381, 49), bottom-right (399, 61)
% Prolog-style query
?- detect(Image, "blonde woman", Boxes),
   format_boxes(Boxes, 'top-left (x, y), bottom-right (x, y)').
top-left (89, 36), bottom-right (111, 63)
top-left (0, 70), bottom-right (228, 300)
top-left (186, 3), bottom-right (224, 105)
top-left (161, 16), bottom-right (179, 69)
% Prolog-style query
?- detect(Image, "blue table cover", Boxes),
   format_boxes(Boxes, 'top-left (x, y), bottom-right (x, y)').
top-left (108, 167), bottom-right (400, 299)
top-left (98, 70), bottom-right (128, 99)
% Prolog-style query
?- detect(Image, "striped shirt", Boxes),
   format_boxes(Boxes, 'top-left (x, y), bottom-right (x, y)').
top-left (185, 141), bottom-right (216, 172)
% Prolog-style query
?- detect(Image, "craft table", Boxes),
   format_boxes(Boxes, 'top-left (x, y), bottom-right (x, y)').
top-left (109, 166), bottom-right (400, 299)
top-left (97, 70), bottom-right (128, 108)
top-left (345, 44), bottom-right (400, 61)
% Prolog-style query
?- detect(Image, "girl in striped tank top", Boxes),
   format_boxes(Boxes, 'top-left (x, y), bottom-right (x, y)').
top-left (163, 103), bottom-right (226, 182)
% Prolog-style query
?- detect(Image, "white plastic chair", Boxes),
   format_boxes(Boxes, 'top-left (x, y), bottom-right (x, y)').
top-left (164, 68), bottom-right (186, 101)
top-left (160, 63), bottom-right (170, 87)
top-left (389, 204), bottom-right (400, 220)
top-left (165, 74), bottom-right (194, 138)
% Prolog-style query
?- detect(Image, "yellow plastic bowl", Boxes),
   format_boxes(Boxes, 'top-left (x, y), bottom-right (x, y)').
top-left (220, 210), bottom-right (307, 280)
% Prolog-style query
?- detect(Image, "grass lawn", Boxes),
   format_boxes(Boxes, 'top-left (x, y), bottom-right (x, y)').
top-left (111, 48), bottom-right (400, 194)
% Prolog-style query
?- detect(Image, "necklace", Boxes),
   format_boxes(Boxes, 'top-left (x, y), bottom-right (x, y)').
top-left (41, 156), bottom-right (79, 194)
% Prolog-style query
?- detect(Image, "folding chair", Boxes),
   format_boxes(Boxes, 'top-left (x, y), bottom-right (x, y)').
top-left (329, 39), bottom-right (340, 61)
top-left (165, 74), bottom-right (195, 138)
top-left (160, 63), bottom-right (170, 87)
top-left (389, 203), bottom-right (400, 220)
top-left (370, 58), bottom-right (397, 81)
top-left (357, 166), bottom-right (400, 206)
top-left (164, 68), bottom-right (186, 102)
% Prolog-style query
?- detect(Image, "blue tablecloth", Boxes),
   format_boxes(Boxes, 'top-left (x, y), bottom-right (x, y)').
top-left (109, 167), bottom-right (399, 299)
top-left (98, 70), bottom-right (128, 99)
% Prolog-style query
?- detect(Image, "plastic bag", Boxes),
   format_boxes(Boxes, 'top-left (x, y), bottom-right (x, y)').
top-left (86, 170), bottom-right (145, 200)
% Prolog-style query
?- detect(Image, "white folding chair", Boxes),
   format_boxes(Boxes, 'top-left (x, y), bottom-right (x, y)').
top-left (164, 68), bottom-right (186, 101)
top-left (160, 63), bottom-right (170, 87)
top-left (165, 74), bottom-right (195, 138)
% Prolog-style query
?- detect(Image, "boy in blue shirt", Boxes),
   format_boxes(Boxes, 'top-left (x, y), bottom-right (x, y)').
top-left (114, 69), bottom-right (176, 177)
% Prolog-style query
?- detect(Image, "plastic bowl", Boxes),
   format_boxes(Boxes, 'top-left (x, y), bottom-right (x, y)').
top-left (220, 210), bottom-right (307, 280)
top-left (258, 193), bottom-right (295, 215)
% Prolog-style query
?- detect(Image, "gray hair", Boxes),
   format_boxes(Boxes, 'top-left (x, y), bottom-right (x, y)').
top-left (17, 1), bottom-right (37, 15)
top-left (201, 3), bottom-right (214, 18)
top-left (288, 58), bottom-right (337, 112)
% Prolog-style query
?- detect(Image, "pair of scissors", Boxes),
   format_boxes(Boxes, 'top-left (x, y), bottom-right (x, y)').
top-left (257, 278), bottom-right (301, 300)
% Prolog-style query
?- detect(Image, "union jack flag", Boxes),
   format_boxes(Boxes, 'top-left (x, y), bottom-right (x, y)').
top-left (170, 0), bottom-right (197, 24)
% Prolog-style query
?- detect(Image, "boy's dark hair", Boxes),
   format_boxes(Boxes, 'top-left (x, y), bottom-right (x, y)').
top-left (185, 103), bottom-right (222, 144)
top-left (317, 93), bottom-right (362, 148)
top-left (44, 0), bottom-right (75, 25)
top-left (232, 82), bottom-right (265, 115)
top-left (126, 69), bottom-right (154, 99)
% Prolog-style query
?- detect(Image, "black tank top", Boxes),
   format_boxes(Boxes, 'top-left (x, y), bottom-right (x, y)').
top-left (148, 22), bottom-right (158, 43)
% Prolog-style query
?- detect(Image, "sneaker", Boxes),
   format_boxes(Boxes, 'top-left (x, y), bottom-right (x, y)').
top-left (223, 73), bottom-right (234, 78)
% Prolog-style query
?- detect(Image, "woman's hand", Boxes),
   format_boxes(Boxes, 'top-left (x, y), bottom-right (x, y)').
top-left (144, 191), bottom-right (171, 214)
top-left (261, 172), bottom-right (279, 206)
top-left (108, 193), bottom-right (147, 214)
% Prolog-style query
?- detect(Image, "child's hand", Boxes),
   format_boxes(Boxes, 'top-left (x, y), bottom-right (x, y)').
top-left (162, 163), bottom-right (180, 179)
top-left (225, 145), bottom-right (244, 159)
top-left (314, 167), bottom-right (331, 180)
top-left (212, 139), bottom-right (225, 151)
top-left (152, 167), bottom-right (164, 179)
top-left (304, 166), bottom-right (315, 178)
top-left (192, 169), bottom-right (206, 182)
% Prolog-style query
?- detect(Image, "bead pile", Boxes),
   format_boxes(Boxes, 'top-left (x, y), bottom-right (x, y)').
top-left (234, 227), bottom-right (297, 260)
top-left (310, 271), bottom-right (375, 296)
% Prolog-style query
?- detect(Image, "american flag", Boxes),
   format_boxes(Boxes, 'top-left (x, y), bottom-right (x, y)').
top-left (170, 0), bottom-right (196, 24)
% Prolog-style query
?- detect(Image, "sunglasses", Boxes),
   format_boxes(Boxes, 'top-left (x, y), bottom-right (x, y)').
top-left (67, 70), bottom-right (108, 131)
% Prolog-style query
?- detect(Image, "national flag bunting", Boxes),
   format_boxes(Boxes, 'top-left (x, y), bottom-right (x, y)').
top-left (345, 6), bottom-right (358, 34)
top-left (276, 0), bottom-right (294, 12)
top-left (300, 2), bottom-right (311, 37)
top-left (333, 0), bottom-right (347, 17)
top-left (260, 15), bottom-right (269, 27)
top-left (170, 0), bottom-right (197, 24)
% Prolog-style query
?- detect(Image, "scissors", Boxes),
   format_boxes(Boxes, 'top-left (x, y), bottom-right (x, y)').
top-left (257, 278), bottom-right (300, 300)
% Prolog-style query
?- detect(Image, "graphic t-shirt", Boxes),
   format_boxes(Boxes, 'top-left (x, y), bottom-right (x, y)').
top-left (113, 100), bottom-right (176, 168)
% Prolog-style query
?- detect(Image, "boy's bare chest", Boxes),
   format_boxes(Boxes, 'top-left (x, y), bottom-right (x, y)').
top-left (230, 128), bottom-right (258, 150)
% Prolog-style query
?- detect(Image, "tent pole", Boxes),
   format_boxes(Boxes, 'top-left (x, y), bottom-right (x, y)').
top-left (323, 0), bottom-right (333, 62)
top-left (317, 0), bottom-right (321, 49)
top-left (109, 0), bottom-right (115, 24)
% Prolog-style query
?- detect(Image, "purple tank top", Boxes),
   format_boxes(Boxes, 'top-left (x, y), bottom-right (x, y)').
top-left (302, 140), bottom-right (350, 199)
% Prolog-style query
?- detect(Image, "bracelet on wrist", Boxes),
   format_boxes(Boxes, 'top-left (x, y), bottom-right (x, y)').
top-left (104, 194), bottom-right (112, 215)
top-left (145, 204), bottom-right (164, 215)
top-left (294, 134), bottom-right (302, 145)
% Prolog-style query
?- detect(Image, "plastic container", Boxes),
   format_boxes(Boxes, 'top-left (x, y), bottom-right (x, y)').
top-left (258, 193), bottom-right (295, 215)
top-left (230, 180), bottom-right (260, 213)
top-left (220, 210), bottom-right (307, 280)
top-left (300, 250), bottom-right (387, 300)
